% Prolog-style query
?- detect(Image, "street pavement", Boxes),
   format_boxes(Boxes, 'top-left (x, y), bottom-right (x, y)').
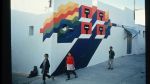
top-left (12, 54), bottom-right (146, 84)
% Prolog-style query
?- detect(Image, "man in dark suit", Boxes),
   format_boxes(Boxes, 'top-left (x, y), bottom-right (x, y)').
top-left (40, 54), bottom-right (51, 84)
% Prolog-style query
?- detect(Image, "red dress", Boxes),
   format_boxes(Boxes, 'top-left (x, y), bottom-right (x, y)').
top-left (66, 55), bottom-right (74, 64)
top-left (66, 55), bottom-right (75, 70)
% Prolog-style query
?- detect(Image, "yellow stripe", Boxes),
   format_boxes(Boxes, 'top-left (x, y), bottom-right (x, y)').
top-left (66, 12), bottom-right (78, 20)
top-left (105, 10), bottom-right (109, 21)
top-left (57, 2), bottom-right (78, 15)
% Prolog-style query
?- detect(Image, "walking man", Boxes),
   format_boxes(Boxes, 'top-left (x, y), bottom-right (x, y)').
top-left (108, 46), bottom-right (115, 70)
top-left (66, 52), bottom-right (78, 80)
top-left (40, 54), bottom-right (51, 84)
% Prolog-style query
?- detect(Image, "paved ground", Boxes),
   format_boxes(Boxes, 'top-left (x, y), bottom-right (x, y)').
top-left (12, 73), bottom-right (41, 84)
top-left (12, 54), bottom-right (145, 84)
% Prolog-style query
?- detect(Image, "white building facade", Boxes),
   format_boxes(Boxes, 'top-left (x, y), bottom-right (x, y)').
top-left (11, 0), bottom-right (145, 76)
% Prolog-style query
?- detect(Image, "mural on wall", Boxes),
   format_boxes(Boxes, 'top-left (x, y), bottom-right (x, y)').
top-left (40, 2), bottom-right (113, 76)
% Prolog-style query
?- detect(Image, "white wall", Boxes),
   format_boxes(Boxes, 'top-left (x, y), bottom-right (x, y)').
top-left (11, 10), bottom-right (53, 74)
top-left (88, 26), bottom-right (127, 66)
top-left (98, 1), bottom-right (134, 26)
top-left (132, 25), bottom-right (145, 54)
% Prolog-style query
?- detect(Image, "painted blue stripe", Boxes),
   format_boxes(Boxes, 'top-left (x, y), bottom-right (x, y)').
top-left (43, 19), bottom-right (81, 42)
top-left (91, 11), bottom-right (97, 26)
top-left (79, 5), bottom-right (82, 19)
top-left (51, 21), bottom-right (112, 76)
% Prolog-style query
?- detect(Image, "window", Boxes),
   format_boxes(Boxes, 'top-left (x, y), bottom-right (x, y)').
top-left (127, 33), bottom-right (132, 54)
top-left (29, 26), bottom-right (34, 36)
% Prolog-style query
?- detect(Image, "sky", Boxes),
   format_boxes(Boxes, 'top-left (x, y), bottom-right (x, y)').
top-left (11, 0), bottom-right (145, 25)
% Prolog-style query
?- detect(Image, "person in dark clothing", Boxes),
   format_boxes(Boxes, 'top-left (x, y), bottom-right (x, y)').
top-left (108, 46), bottom-right (115, 70)
top-left (40, 54), bottom-right (51, 84)
top-left (27, 66), bottom-right (38, 78)
top-left (66, 53), bottom-right (78, 80)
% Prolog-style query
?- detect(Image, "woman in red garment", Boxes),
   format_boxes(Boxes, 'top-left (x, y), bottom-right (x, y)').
top-left (66, 52), bottom-right (78, 80)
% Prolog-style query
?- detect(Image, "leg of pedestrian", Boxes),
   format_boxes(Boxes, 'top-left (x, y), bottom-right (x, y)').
top-left (108, 59), bottom-right (111, 70)
top-left (45, 73), bottom-right (51, 79)
top-left (66, 71), bottom-right (70, 80)
top-left (110, 59), bottom-right (114, 70)
top-left (43, 73), bottom-right (46, 84)
top-left (72, 70), bottom-right (78, 78)
top-left (51, 76), bottom-right (55, 80)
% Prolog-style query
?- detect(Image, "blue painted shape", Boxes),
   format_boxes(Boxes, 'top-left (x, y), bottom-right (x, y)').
top-left (104, 26), bottom-right (111, 38)
top-left (79, 5), bottom-right (82, 19)
top-left (43, 30), bottom-right (54, 41)
top-left (43, 18), bottom-right (81, 42)
top-left (104, 19), bottom-right (112, 38)
top-left (56, 19), bottom-right (81, 43)
top-left (42, 4), bottom-right (113, 75)
top-left (51, 21), bottom-right (112, 76)
top-left (57, 22), bottom-right (81, 43)
top-left (91, 11), bottom-right (97, 26)
top-left (51, 39), bottom-right (102, 76)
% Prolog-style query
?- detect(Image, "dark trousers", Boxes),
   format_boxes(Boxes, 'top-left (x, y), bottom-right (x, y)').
top-left (28, 71), bottom-right (37, 78)
top-left (108, 58), bottom-right (114, 69)
top-left (43, 72), bottom-right (50, 81)
top-left (66, 70), bottom-right (77, 79)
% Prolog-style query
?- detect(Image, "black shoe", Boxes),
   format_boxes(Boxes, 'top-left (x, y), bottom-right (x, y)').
top-left (108, 67), bottom-right (111, 70)
top-left (47, 75), bottom-right (51, 79)
top-left (75, 75), bottom-right (78, 78)
top-left (111, 68), bottom-right (113, 70)
top-left (66, 78), bottom-right (70, 80)
top-left (51, 76), bottom-right (55, 80)
top-left (43, 81), bottom-right (46, 84)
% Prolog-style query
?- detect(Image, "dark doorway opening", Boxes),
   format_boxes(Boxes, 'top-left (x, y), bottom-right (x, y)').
top-left (127, 33), bottom-right (132, 54)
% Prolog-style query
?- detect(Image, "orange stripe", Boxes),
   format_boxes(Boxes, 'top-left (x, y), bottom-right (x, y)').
top-left (66, 12), bottom-right (78, 20)
top-left (41, 8), bottom-right (78, 33)
top-left (42, 3), bottom-right (76, 27)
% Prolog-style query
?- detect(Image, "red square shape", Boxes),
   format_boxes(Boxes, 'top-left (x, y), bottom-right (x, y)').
top-left (81, 5), bottom-right (92, 19)
top-left (97, 9), bottom-right (105, 21)
top-left (96, 24), bottom-right (106, 35)
top-left (81, 22), bottom-right (92, 34)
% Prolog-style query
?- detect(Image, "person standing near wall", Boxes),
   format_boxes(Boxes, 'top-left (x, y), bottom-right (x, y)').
top-left (40, 54), bottom-right (51, 84)
top-left (108, 46), bottom-right (115, 70)
top-left (66, 52), bottom-right (78, 80)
